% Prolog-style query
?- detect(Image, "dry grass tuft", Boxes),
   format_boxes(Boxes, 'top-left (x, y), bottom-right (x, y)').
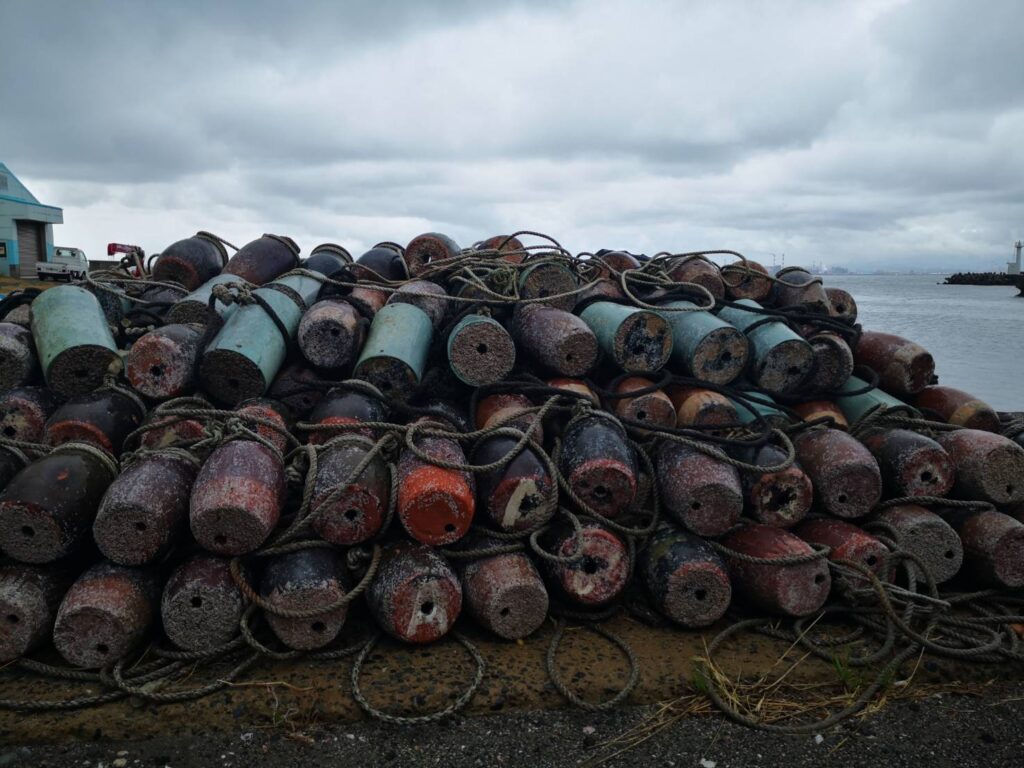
top-left (584, 626), bottom-right (993, 767)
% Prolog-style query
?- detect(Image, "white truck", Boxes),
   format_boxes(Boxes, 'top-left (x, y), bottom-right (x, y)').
top-left (37, 247), bottom-right (89, 281)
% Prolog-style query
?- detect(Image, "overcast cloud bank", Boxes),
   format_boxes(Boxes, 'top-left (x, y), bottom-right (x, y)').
top-left (1, 0), bottom-right (1022, 270)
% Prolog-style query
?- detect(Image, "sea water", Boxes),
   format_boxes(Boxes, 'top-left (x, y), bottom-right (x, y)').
top-left (825, 274), bottom-right (1021, 411)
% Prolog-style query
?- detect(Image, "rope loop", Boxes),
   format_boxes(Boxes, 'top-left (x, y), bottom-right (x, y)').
top-left (350, 630), bottom-right (486, 725)
top-left (546, 619), bottom-right (640, 711)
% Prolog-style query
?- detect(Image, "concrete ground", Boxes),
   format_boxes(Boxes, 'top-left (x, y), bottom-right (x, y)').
top-left (3, 682), bottom-right (1023, 767)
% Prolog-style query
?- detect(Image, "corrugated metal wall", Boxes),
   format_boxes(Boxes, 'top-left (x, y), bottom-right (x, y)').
top-left (15, 220), bottom-right (44, 278)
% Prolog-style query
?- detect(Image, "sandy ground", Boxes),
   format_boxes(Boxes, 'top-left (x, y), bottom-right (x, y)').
top-left (1, 610), bottom-right (1021, 767)
top-left (2, 683), bottom-right (1022, 768)
top-left (2, 611), bottom-right (1011, 742)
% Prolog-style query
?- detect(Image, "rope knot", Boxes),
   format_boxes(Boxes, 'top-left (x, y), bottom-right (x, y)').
top-left (346, 546), bottom-right (373, 573)
top-left (487, 266), bottom-right (517, 296)
top-left (284, 464), bottom-right (304, 486)
top-left (378, 432), bottom-right (400, 458)
top-left (570, 399), bottom-right (594, 420)
top-left (223, 416), bottom-right (246, 437)
top-left (203, 422), bottom-right (225, 444)
top-left (211, 283), bottom-right (255, 306)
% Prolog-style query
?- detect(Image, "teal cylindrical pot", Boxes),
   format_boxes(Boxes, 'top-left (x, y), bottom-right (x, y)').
top-left (354, 302), bottom-right (433, 400)
top-left (836, 376), bottom-right (916, 425)
top-left (716, 299), bottom-right (814, 395)
top-left (729, 393), bottom-right (790, 427)
top-left (657, 300), bottom-right (749, 385)
top-left (270, 272), bottom-right (324, 307)
top-left (578, 301), bottom-right (673, 374)
top-left (446, 313), bottom-right (515, 386)
top-left (167, 273), bottom-right (245, 326)
top-left (198, 273), bottom-right (322, 406)
top-left (31, 285), bottom-right (121, 398)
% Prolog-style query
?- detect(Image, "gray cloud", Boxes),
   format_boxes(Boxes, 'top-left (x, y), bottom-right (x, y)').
top-left (1, 0), bottom-right (1022, 270)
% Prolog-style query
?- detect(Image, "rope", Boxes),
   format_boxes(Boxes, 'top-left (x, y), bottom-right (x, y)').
top-left (0, 441), bottom-right (35, 466)
top-left (710, 540), bottom-right (831, 565)
top-left (655, 426), bottom-right (798, 474)
top-left (49, 441), bottom-right (119, 478)
top-left (101, 374), bottom-right (149, 418)
top-left (194, 230), bottom-right (235, 262)
top-left (350, 630), bottom-right (486, 724)
top-left (107, 653), bottom-right (261, 703)
top-left (694, 522), bottom-right (1024, 733)
top-left (84, 270), bottom-right (189, 305)
top-left (9, 232), bottom-right (1024, 731)
top-left (546, 619), bottom-right (640, 711)
top-left (696, 618), bottom-right (921, 734)
top-left (848, 403), bottom-right (963, 441)
top-left (228, 545), bottom-right (382, 620)
top-left (209, 282), bottom-right (294, 352)
top-left (873, 495), bottom-right (992, 513)
top-left (998, 411), bottom-right (1024, 440)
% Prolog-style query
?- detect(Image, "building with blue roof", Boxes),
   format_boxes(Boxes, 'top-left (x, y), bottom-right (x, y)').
top-left (0, 163), bottom-right (63, 278)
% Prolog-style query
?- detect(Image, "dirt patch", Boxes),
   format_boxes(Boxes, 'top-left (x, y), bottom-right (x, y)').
top-left (0, 610), bottom-right (1020, 746)
top-left (0, 277), bottom-right (51, 293)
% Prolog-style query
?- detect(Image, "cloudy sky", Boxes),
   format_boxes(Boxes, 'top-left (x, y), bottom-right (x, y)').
top-left (2, 0), bottom-right (1021, 271)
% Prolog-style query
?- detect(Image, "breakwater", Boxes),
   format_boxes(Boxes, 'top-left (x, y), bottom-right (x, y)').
top-left (943, 271), bottom-right (1017, 286)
